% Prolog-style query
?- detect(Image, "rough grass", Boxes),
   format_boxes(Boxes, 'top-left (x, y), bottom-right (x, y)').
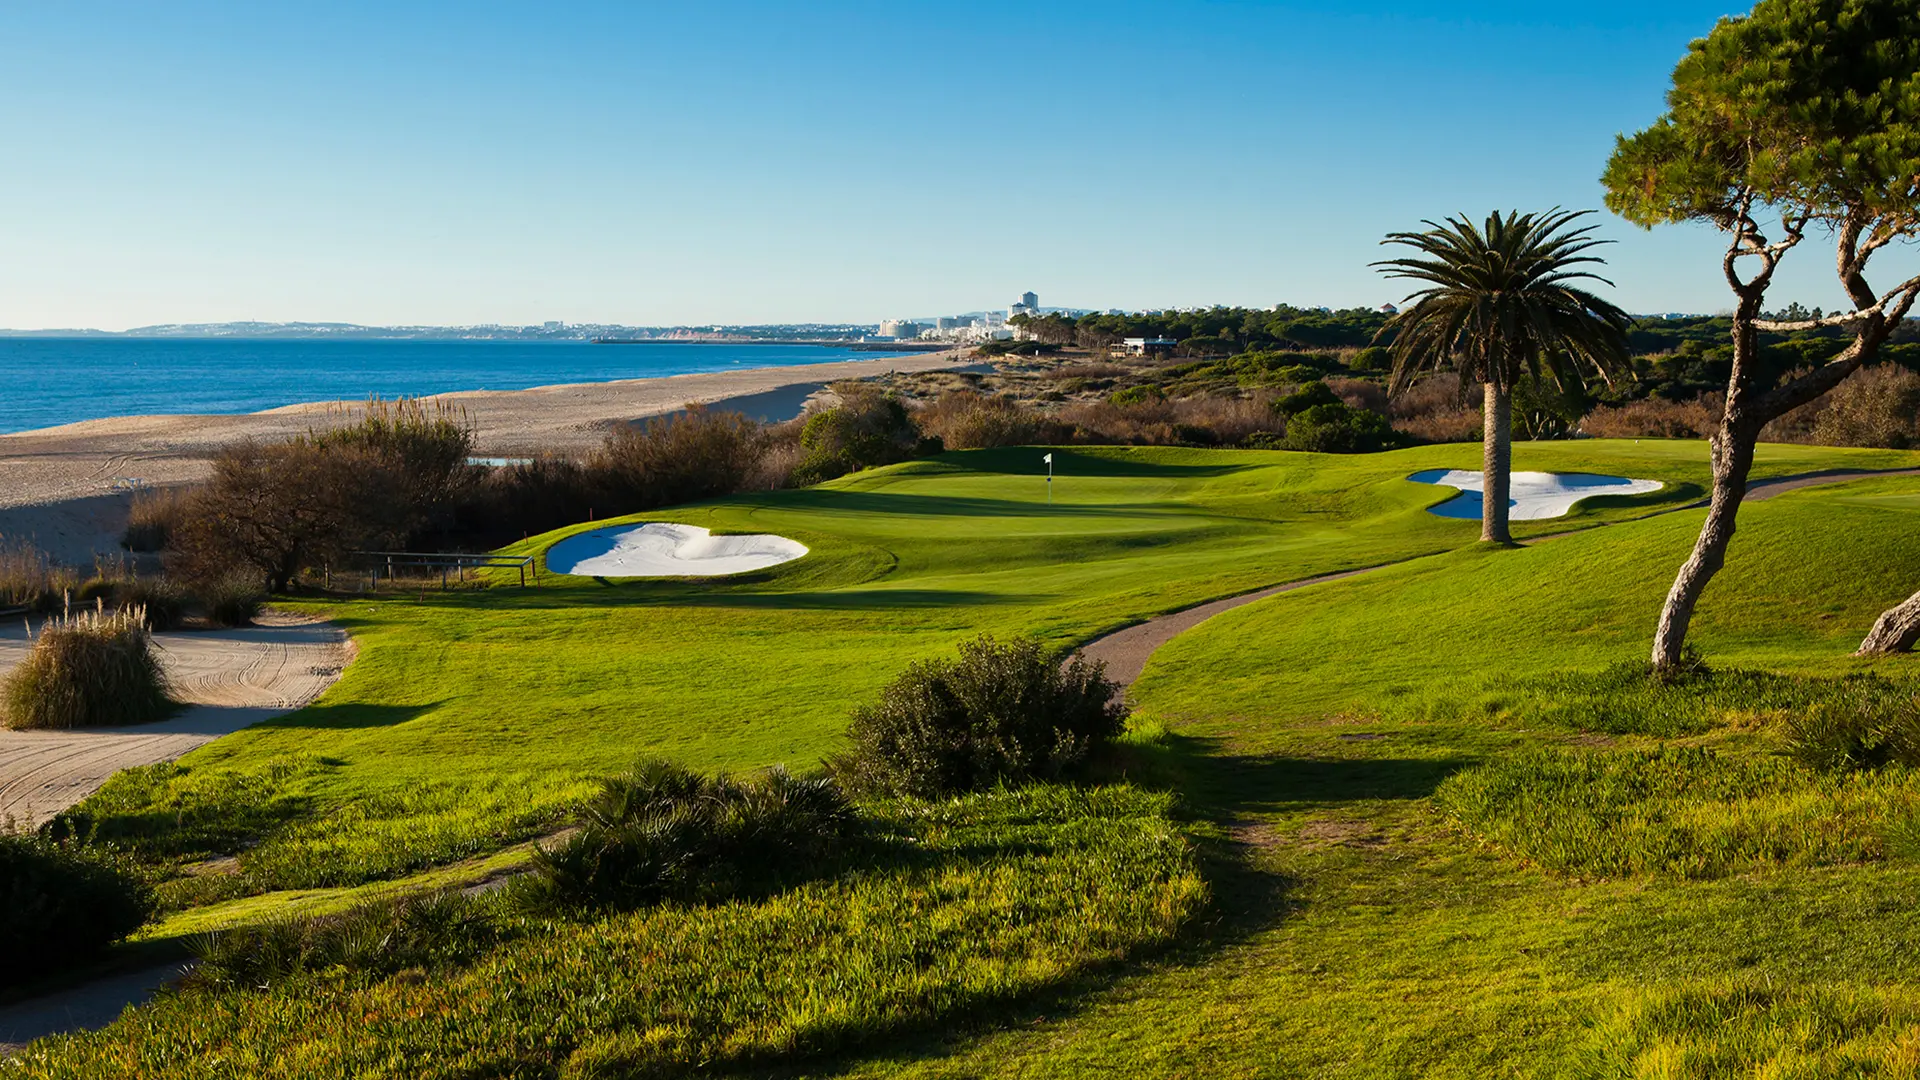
top-left (1435, 746), bottom-right (1920, 878)
top-left (13, 785), bottom-right (1205, 1079)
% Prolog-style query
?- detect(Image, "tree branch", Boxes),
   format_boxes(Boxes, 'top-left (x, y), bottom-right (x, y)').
top-left (1752, 275), bottom-right (1920, 330)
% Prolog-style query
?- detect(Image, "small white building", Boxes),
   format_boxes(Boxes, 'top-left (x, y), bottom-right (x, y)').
top-left (1118, 337), bottom-right (1177, 356)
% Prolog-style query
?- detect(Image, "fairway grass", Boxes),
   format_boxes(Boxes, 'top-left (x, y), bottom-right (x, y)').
top-left (34, 439), bottom-right (1920, 1076)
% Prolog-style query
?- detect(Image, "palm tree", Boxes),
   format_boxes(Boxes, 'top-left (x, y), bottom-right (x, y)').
top-left (1374, 209), bottom-right (1631, 543)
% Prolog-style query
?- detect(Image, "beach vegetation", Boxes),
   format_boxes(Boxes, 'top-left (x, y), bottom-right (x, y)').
top-left (794, 383), bottom-right (938, 483)
top-left (832, 634), bottom-right (1126, 798)
top-left (589, 405), bottom-right (767, 514)
top-left (2, 603), bottom-right (172, 730)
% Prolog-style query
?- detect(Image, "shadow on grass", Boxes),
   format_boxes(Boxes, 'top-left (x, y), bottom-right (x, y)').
top-left (250, 701), bottom-right (441, 731)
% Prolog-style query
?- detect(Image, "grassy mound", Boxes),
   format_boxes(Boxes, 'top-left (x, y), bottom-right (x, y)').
top-left (2, 605), bottom-right (172, 730)
top-left (13, 785), bottom-right (1204, 1078)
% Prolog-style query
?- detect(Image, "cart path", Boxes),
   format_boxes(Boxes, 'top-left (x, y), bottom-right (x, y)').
top-left (1080, 464), bottom-right (1920, 688)
top-left (0, 610), bottom-right (351, 827)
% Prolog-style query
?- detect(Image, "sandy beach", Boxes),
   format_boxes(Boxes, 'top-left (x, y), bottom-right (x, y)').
top-left (0, 348), bottom-right (977, 565)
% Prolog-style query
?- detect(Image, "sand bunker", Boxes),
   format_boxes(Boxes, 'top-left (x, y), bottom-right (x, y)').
top-left (1409, 470), bottom-right (1663, 520)
top-left (546, 523), bottom-right (807, 577)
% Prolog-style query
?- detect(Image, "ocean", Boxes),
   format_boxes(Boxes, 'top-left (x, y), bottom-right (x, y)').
top-left (0, 338), bottom-right (917, 435)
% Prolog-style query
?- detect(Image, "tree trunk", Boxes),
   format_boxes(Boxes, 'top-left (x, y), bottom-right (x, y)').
top-left (1650, 419), bottom-right (1758, 668)
top-left (1481, 381), bottom-right (1512, 544)
top-left (1859, 588), bottom-right (1920, 655)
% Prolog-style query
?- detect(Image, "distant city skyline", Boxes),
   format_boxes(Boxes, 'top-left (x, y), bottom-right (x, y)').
top-left (4, 2), bottom-right (1914, 331)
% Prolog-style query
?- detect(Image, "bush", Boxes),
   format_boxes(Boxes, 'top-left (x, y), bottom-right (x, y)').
top-left (1280, 402), bottom-right (1401, 453)
top-left (197, 574), bottom-right (265, 627)
top-left (1348, 345), bottom-right (1391, 372)
top-left (1107, 384), bottom-right (1166, 407)
top-left (914, 391), bottom-right (1066, 450)
top-left (3, 605), bottom-right (172, 730)
top-left (189, 890), bottom-right (500, 991)
top-left (1389, 373), bottom-right (1481, 443)
top-left (1809, 363), bottom-right (1920, 449)
top-left (831, 635), bottom-right (1126, 797)
top-left (1273, 380), bottom-right (1342, 417)
top-left (169, 400), bottom-right (474, 592)
top-left (592, 406), bottom-right (767, 512)
top-left (794, 385), bottom-right (934, 483)
top-left (121, 486), bottom-right (194, 554)
top-left (1580, 395), bottom-right (1721, 439)
top-left (0, 833), bottom-right (156, 990)
top-left (1783, 685), bottom-right (1920, 772)
top-left (519, 758), bottom-right (860, 913)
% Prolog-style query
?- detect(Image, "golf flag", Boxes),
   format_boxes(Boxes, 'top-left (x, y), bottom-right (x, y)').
top-left (1043, 453), bottom-right (1052, 464)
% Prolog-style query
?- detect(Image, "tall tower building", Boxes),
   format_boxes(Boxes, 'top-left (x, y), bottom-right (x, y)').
top-left (1021, 291), bottom-right (1039, 310)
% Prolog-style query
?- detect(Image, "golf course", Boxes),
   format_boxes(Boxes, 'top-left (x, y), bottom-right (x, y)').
top-left (12, 436), bottom-right (1920, 1076)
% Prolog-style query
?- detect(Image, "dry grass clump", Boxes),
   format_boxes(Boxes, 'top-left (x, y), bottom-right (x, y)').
top-left (1327, 377), bottom-right (1388, 414)
top-left (3, 603), bottom-right (173, 730)
top-left (0, 540), bottom-right (78, 613)
top-left (1581, 396), bottom-right (1721, 439)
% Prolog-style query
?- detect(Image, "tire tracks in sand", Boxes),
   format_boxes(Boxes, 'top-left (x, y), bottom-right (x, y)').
top-left (0, 610), bottom-right (352, 827)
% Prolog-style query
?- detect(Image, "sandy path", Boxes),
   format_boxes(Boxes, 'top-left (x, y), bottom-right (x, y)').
top-left (1080, 465), bottom-right (1920, 689)
top-left (0, 349), bottom-right (977, 565)
top-left (0, 611), bottom-right (350, 827)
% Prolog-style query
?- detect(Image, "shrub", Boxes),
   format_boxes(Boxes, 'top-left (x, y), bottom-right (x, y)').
top-left (121, 486), bottom-right (194, 554)
top-left (1809, 363), bottom-right (1920, 449)
top-left (1782, 685), bottom-right (1920, 772)
top-left (196, 574), bottom-right (265, 626)
top-left (0, 832), bottom-right (156, 990)
top-left (915, 391), bottom-right (1065, 449)
top-left (1389, 373), bottom-right (1481, 443)
top-left (189, 890), bottom-right (501, 991)
top-left (460, 456), bottom-right (597, 543)
top-left (168, 400), bottom-right (474, 592)
top-left (1280, 402), bottom-right (1401, 453)
top-left (519, 758), bottom-right (860, 913)
top-left (1107, 384), bottom-right (1166, 407)
top-left (1272, 380), bottom-right (1342, 418)
top-left (169, 437), bottom-right (408, 592)
top-left (1326, 376), bottom-right (1388, 414)
top-left (1580, 395), bottom-right (1721, 439)
top-left (592, 406), bottom-right (766, 512)
top-left (794, 385), bottom-right (933, 483)
top-left (1348, 345), bottom-right (1391, 372)
top-left (3, 605), bottom-right (172, 730)
top-left (831, 634), bottom-right (1126, 797)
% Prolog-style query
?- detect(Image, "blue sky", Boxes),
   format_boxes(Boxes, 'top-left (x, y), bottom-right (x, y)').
top-left (0, 2), bottom-right (1897, 328)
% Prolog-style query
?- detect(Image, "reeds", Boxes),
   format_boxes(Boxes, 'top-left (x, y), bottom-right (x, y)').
top-left (3, 600), bottom-right (173, 730)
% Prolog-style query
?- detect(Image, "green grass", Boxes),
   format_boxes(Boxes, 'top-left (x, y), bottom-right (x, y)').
top-left (788, 471), bottom-right (1920, 1079)
top-left (14, 786), bottom-right (1204, 1079)
top-left (31, 438), bottom-right (1920, 1077)
top-left (75, 439), bottom-right (1891, 893)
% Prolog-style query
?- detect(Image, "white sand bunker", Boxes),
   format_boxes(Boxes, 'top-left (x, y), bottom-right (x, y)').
top-left (546, 522), bottom-right (807, 577)
top-left (1409, 470), bottom-right (1663, 521)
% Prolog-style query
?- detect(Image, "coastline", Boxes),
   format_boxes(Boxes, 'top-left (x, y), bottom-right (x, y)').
top-left (0, 347), bottom-right (979, 564)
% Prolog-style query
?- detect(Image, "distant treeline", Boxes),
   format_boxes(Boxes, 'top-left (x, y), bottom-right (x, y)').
top-left (1009, 305), bottom-right (1920, 407)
